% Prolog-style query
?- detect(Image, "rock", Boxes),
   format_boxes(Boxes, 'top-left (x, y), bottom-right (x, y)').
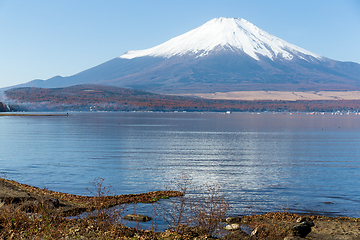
top-left (250, 227), bottom-right (259, 237)
top-left (123, 214), bottom-right (152, 222)
top-left (291, 220), bottom-right (314, 238)
top-left (225, 223), bottom-right (240, 231)
top-left (226, 216), bottom-right (241, 224)
top-left (296, 216), bottom-right (311, 223)
top-left (44, 197), bottom-right (60, 209)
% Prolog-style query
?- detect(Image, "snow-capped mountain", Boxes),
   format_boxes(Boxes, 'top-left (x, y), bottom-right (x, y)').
top-left (8, 17), bottom-right (360, 94)
top-left (120, 17), bottom-right (322, 61)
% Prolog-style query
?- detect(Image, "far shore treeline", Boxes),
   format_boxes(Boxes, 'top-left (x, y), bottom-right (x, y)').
top-left (3, 84), bottom-right (360, 113)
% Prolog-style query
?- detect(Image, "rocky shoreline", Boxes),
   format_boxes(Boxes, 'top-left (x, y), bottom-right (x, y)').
top-left (1, 178), bottom-right (359, 239)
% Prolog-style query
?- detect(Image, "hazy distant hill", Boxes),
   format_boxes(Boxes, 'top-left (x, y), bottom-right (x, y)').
top-left (5, 84), bottom-right (360, 112)
top-left (10, 17), bottom-right (360, 94)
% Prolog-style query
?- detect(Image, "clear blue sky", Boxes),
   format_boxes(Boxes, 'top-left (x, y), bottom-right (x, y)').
top-left (0, 0), bottom-right (359, 88)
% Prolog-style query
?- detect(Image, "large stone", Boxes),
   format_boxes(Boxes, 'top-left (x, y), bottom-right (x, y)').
top-left (225, 223), bottom-right (240, 231)
top-left (226, 216), bottom-right (241, 224)
top-left (123, 214), bottom-right (152, 222)
top-left (291, 221), bottom-right (314, 238)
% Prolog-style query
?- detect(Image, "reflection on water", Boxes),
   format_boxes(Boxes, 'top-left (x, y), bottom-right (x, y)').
top-left (0, 112), bottom-right (360, 218)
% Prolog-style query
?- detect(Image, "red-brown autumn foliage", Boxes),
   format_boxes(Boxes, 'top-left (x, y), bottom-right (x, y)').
top-left (5, 84), bottom-right (360, 112)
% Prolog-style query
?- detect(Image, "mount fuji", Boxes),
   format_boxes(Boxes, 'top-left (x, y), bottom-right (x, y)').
top-left (12, 17), bottom-right (360, 94)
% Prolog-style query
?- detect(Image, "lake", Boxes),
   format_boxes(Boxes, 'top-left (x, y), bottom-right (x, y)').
top-left (0, 111), bottom-right (359, 219)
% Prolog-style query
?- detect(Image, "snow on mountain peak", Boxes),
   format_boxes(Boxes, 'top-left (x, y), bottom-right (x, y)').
top-left (119, 17), bottom-right (323, 61)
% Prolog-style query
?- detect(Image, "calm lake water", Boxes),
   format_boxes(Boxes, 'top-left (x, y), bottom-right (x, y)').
top-left (1, 111), bottom-right (360, 219)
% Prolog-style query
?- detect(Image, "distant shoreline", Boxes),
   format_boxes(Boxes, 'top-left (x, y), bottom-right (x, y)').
top-left (0, 113), bottom-right (69, 116)
top-left (5, 85), bottom-right (360, 112)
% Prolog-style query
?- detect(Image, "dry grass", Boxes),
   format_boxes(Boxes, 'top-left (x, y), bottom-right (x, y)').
top-left (2, 176), bottom-right (359, 239)
top-left (0, 176), bottom-right (226, 239)
top-left (8, 176), bottom-right (359, 239)
top-left (0, 205), bottom-right (155, 239)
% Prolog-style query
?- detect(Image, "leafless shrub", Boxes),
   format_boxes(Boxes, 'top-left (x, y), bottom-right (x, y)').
top-left (152, 201), bottom-right (159, 232)
top-left (160, 172), bottom-right (231, 237)
top-left (86, 177), bottom-right (114, 198)
top-left (190, 183), bottom-right (231, 236)
top-left (86, 177), bottom-right (128, 225)
top-left (160, 172), bottom-right (195, 232)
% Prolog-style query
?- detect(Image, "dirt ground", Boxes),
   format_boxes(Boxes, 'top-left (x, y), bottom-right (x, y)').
top-left (308, 219), bottom-right (360, 239)
top-left (1, 178), bottom-right (359, 239)
top-left (240, 212), bottom-right (360, 239)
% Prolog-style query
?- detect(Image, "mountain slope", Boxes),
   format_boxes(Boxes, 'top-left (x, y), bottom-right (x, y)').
top-left (120, 17), bottom-right (322, 61)
top-left (11, 17), bottom-right (360, 94)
